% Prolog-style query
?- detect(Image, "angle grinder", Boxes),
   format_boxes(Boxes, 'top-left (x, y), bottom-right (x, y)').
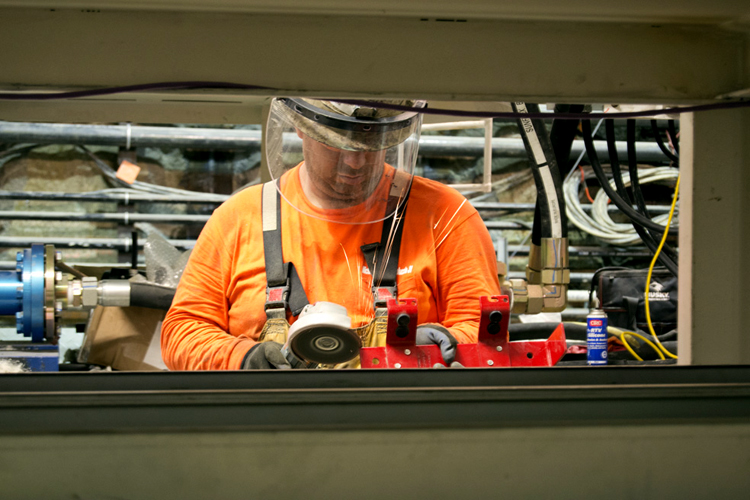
top-left (282, 302), bottom-right (361, 368)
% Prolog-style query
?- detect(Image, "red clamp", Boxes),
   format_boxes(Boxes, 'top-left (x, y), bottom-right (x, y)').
top-left (456, 295), bottom-right (567, 367)
top-left (360, 298), bottom-right (445, 368)
top-left (454, 295), bottom-right (512, 367)
top-left (361, 295), bottom-right (567, 369)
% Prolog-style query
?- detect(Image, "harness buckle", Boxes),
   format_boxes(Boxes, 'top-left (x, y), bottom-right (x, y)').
top-left (372, 285), bottom-right (398, 308)
top-left (265, 281), bottom-right (290, 311)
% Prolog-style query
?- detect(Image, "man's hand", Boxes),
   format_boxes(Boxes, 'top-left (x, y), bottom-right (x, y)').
top-left (416, 324), bottom-right (458, 365)
top-left (241, 342), bottom-right (292, 370)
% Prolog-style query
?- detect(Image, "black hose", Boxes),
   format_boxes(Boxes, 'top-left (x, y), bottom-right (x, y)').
top-left (512, 102), bottom-right (568, 239)
top-left (625, 120), bottom-right (680, 268)
top-left (531, 200), bottom-right (542, 247)
top-left (626, 120), bottom-right (652, 219)
top-left (650, 120), bottom-right (679, 164)
top-left (130, 282), bottom-right (175, 310)
top-left (550, 104), bottom-right (585, 179)
top-left (581, 120), bottom-right (676, 235)
top-left (606, 120), bottom-right (678, 275)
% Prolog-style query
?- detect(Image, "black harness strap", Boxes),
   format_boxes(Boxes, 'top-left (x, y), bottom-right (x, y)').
top-left (262, 181), bottom-right (311, 316)
top-left (361, 173), bottom-right (411, 307)
top-left (262, 181), bottom-right (286, 289)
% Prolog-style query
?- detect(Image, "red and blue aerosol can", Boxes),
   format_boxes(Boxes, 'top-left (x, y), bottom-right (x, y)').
top-left (586, 307), bottom-right (608, 366)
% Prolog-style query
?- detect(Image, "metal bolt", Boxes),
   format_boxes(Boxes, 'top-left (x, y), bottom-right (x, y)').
top-left (55, 271), bottom-right (63, 282)
top-left (394, 363), bottom-right (402, 369)
top-left (487, 360), bottom-right (494, 366)
top-left (16, 252), bottom-right (23, 273)
top-left (496, 346), bottom-right (503, 352)
top-left (55, 301), bottom-right (63, 313)
top-left (55, 251), bottom-right (62, 262)
top-left (404, 349), bottom-right (411, 356)
top-left (16, 285), bottom-right (23, 299)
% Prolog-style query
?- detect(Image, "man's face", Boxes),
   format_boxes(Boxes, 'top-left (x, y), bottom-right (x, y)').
top-left (299, 131), bottom-right (386, 208)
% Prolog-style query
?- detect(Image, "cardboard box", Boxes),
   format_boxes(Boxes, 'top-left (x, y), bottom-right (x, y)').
top-left (77, 306), bottom-right (168, 371)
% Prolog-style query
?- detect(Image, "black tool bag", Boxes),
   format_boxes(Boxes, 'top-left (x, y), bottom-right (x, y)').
top-left (596, 268), bottom-right (677, 336)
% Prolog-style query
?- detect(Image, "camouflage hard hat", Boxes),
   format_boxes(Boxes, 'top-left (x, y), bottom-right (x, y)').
top-left (275, 97), bottom-right (426, 152)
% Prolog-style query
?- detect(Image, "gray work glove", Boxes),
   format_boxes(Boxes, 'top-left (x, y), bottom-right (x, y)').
top-left (241, 341), bottom-right (292, 370)
top-left (416, 324), bottom-right (458, 365)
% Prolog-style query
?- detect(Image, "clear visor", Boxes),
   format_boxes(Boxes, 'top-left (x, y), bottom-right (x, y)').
top-left (265, 98), bottom-right (424, 224)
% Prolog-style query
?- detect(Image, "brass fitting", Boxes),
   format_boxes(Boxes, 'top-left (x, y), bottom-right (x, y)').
top-left (497, 261), bottom-right (508, 283)
top-left (526, 242), bottom-right (542, 284)
top-left (508, 237), bottom-right (570, 314)
top-left (508, 278), bottom-right (529, 314)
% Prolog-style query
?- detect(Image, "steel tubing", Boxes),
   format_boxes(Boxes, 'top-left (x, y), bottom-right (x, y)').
top-left (473, 201), bottom-right (671, 214)
top-left (0, 210), bottom-right (209, 223)
top-left (0, 121), bottom-right (670, 161)
top-left (0, 190), bottom-right (226, 205)
top-left (0, 121), bottom-right (262, 150)
top-left (0, 237), bottom-right (195, 250)
top-left (0, 236), bottom-right (651, 259)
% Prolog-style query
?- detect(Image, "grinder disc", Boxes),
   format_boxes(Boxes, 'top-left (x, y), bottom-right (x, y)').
top-left (289, 326), bottom-right (361, 365)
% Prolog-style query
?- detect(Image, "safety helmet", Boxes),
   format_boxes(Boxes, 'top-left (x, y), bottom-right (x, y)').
top-left (265, 97), bottom-right (426, 224)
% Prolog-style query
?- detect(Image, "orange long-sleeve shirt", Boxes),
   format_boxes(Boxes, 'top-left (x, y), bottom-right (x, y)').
top-left (162, 165), bottom-right (501, 370)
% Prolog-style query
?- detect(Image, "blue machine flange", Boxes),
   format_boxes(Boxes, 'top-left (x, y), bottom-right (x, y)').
top-left (17, 245), bottom-right (46, 342)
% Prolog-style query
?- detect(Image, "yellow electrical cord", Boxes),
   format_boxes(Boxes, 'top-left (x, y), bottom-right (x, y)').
top-left (617, 331), bottom-right (643, 361)
top-left (571, 322), bottom-right (665, 361)
top-left (644, 175), bottom-right (681, 359)
top-left (617, 329), bottom-right (666, 361)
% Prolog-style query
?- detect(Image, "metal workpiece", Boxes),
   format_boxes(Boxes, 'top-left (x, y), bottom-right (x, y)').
top-left (98, 279), bottom-right (131, 307)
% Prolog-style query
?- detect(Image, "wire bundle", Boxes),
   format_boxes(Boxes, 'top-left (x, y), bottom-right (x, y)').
top-left (564, 165), bottom-right (678, 245)
top-left (580, 119), bottom-right (680, 275)
top-left (80, 146), bottom-right (230, 203)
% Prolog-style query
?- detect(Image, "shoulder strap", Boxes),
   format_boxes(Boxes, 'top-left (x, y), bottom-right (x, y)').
top-left (361, 170), bottom-right (412, 307)
top-left (262, 181), bottom-right (310, 315)
top-left (262, 181), bottom-right (286, 288)
top-left (262, 181), bottom-right (289, 311)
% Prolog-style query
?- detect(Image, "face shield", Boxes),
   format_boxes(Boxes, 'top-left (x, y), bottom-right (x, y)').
top-left (265, 97), bottom-right (425, 224)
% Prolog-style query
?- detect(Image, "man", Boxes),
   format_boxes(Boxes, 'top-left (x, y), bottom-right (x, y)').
top-left (162, 98), bottom-right (502, 370)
